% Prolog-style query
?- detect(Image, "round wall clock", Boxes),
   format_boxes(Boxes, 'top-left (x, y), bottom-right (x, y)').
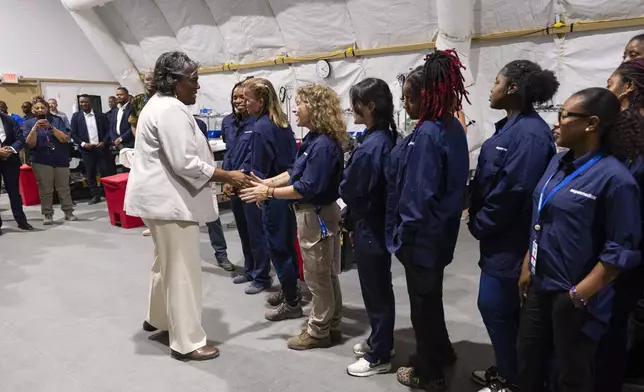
top-left (316, 60), bottom-right (331, 79)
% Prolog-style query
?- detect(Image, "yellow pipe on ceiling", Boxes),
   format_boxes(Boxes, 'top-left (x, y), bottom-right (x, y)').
top-left (139, 15), bottom-right (644, 76)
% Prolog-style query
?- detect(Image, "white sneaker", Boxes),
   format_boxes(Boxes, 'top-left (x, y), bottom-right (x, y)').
top-left (142, 229), bottom-right (151, 237)
top-left (352, 341), bottom-right (396, 358)
top-left (347, 358), bottom-right (391, 377)
top-left (478, 382), bottom-right (513, 392)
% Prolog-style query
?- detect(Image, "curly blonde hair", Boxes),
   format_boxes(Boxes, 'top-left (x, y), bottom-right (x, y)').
top-left (296, 84), bottom-right (348, 147)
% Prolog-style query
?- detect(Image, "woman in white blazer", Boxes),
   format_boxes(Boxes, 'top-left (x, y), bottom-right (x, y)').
top-left (124, 51), bottom-right (249, 361)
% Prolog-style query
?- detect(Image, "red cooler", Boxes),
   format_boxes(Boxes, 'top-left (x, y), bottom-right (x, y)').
top-left (19, 164), bottom-right (40, 206)
top-left (102, 173), bottom-right (144, 229)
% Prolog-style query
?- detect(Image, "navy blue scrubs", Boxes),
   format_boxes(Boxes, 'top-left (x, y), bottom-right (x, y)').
top-left (246, 114), bottom-right (299, 296)
top-left (517, 150), bottom-right (641, 392)
top-left (220, 114), bottom-right (271, 284)
top-left (468, 111), bottom-right (555, 385)
top-left (385, 118), bottom-right (469, 380)
top-left (594, 156), bottom-right (644, 391)
top-left (340, 128), bottom-right (395, 363)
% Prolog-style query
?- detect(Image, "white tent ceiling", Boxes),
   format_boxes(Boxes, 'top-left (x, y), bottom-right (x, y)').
top-left (62, 0), bottom-right (644, 142)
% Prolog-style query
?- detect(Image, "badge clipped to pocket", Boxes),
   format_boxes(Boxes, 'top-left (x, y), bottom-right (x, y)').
top-left (530, 240), bottom-right (538, 275)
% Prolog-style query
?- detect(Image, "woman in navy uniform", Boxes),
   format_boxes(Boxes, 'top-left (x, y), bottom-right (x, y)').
top-left (241, 83), bottom-right (347, 350)
top-left (340, 78), bottom-right (397, 377)
top-left (24, 97), bottom-right (77, 224)
top-left (240, 78), bottom-right (301, 308)
top-left (219, 81), bottom-right (272, 286)
top-left (595, 57), bottom-right (644, 390)
top-left (468, 60), bottom-right (559, 392)
top-left (387, 50), bottom-right (470, 391)
top-left (517, 87), bottom-right (643, 392)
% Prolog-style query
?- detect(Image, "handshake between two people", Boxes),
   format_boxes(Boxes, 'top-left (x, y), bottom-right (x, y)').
top-left (221, 171), bottom-right (272, 205)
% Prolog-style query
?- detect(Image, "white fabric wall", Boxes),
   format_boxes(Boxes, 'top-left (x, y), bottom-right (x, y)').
top-left (62, 0), bottom-right (644, 143)
top-left (0, 0), bottom-right (113, 81)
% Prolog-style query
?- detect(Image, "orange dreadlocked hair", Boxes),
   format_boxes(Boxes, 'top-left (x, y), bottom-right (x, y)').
top-left (418, 49), bottom-right (470, 126)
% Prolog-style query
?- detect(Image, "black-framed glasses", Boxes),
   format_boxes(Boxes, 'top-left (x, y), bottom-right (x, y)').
top-left (558, 109), bottom-right (590, 122)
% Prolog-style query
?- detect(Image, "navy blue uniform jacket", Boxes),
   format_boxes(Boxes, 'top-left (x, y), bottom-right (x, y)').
top-left (340, 128), bottom-right (393, 222)
top-left (245, 114), bottom-right (297, 179)
top-left (531, 151), bottom-right (641, 340)
top-left (469, 111), bottom-right (556, 278)
top-left (289, 131), bottom-right (343, 206)
top-left (385, 118), bottom-right (469, 268)
top-left (24, 115), bottom-right (70, 168)
top-left (221, 114), bottom-right (256, 171)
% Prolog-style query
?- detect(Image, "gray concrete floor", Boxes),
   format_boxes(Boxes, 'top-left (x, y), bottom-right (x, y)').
top-left (0, 195), bottom-right (640, 392)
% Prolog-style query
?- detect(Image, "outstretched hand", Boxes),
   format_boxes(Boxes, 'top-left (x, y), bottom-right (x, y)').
top-left (239, 181), bottom-right (269, 203)
top-left (226, 170), bottom-right (252, 189)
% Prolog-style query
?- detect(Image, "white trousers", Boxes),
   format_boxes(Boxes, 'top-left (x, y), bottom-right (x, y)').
top-left (144, 219), bottom-right (207, 354)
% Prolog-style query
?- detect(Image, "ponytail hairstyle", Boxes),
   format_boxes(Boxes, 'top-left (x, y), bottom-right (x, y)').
top-left (418, 49), bottom-right (470, 125)
top-left (613, 58), bottom-right (644, 111)
top-left (296, 83), bottom-right (349, 147)
top-left (242, 77), bottom-right (289, 128)
top-left (574, 87), bottom-right (644, 161)
top-left (350, 78), bottom-right (398, 142)
top-left (499, 60), bottom-right (559, 112)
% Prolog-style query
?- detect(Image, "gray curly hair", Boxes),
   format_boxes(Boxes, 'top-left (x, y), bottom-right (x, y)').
top-left (153, 51), bottom-right (199, 96)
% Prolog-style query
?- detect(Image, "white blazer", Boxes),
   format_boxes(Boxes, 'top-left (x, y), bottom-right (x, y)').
top-left (124, 94), bottom-right (217, 223)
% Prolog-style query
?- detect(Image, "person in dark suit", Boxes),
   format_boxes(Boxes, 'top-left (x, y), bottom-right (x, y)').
top-left (0, 112), bottom-right (33, 234)
top-left (71, 95), bottom-right (114, 205)
top-left (109, 87), bottom-right (134, 149)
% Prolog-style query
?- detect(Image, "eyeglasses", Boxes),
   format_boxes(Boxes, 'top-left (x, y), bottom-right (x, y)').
top-left (558, 109), bottom-right (590, 122)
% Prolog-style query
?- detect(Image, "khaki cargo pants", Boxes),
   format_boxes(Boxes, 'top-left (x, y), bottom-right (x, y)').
top-left (295, 203), bottom-right (342, 338)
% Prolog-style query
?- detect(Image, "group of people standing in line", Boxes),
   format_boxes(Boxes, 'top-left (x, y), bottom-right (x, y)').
top-left (118, 32), bottom-right (644, 392)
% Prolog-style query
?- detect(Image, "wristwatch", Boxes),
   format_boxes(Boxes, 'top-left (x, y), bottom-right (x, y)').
top-left (570, 286), bottom-right (588, 308)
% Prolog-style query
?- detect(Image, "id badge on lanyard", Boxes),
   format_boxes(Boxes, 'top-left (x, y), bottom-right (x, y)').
top-left (530, 154), bottom-right (603, 274)
top-left (315, 206), bottom-right (330, 241)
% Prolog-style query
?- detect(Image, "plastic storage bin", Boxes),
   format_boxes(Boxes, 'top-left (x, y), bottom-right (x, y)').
top-left (102, 173), bottom-right (144, 229)
top-left (19, 164), bottom-right (40, 206)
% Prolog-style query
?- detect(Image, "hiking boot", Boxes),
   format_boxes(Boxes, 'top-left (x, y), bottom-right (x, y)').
top-left (43, 214), bottom-right (54, 225)
top-left (397, 366), bottom-right (446, 391)
top-left (287, 331), bottom-right (331, 351)
top-left (266, 287), bottom-right (302, 307)
top-left (64, 212), bottom-right (78, 221)
top-left (265, 301), bottom-right (303, 321)
top-left (347, 358), bottom-right (391, 377)
top-left (472, 366), bottom-right (499, 386)
top-left (217, 259), bottom-right (235, 272)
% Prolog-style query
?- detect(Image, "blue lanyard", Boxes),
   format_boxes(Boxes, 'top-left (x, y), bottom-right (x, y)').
top-left (537, 154), bottom-right (603, 215)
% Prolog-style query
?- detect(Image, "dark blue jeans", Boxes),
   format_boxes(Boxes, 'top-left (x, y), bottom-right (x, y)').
top-left (355, 219), bottom-right (395, 363)
top-left (230, 196), bottom-right (271, 284)
top-left (477, 270), bottom-right (520, 385)
top-left (263, 199), bottom-right (299, 303)
top-left (206, 218), bottom-right (228, 263)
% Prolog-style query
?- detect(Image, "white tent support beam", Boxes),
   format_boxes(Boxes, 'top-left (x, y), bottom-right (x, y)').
top-left (63, 4), bottom-right (143, 93)
top-left (435, 0), bottom-right (484, 155)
